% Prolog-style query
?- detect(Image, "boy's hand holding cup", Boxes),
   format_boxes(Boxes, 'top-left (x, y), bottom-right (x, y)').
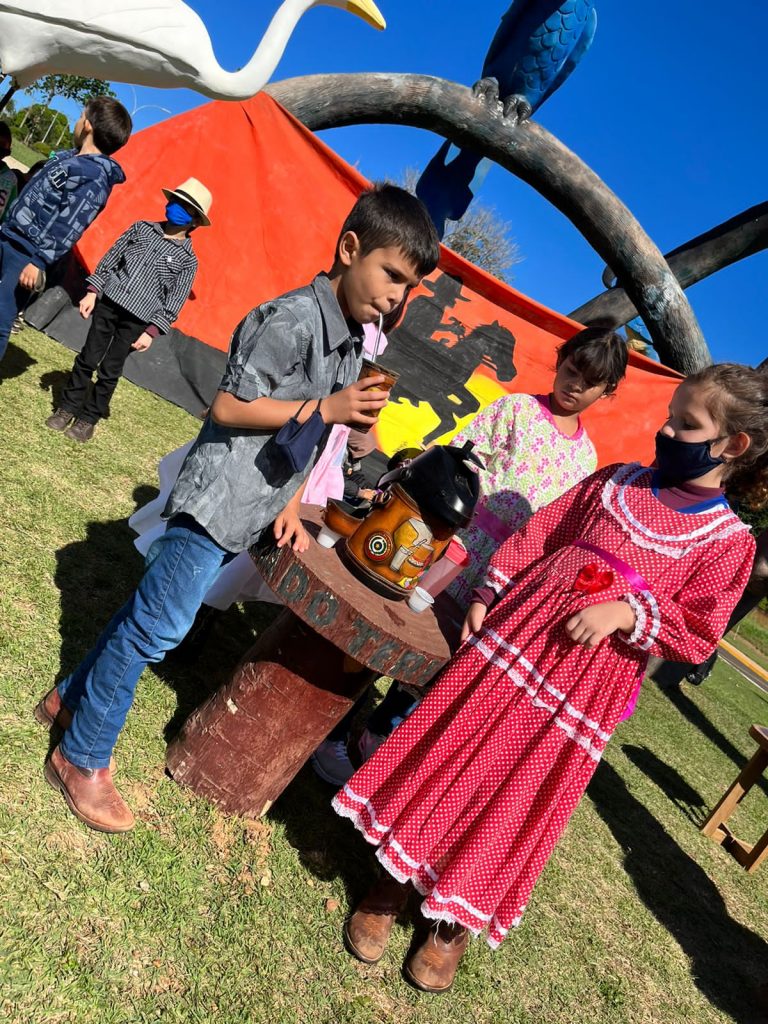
top-left (352, 358), bottom-right (400, 433)
top-left (322, 370), bottom-right (397, 429)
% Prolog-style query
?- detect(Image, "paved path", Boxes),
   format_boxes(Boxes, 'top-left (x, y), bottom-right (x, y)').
top-left (718, 639), bottom-right (768, 695)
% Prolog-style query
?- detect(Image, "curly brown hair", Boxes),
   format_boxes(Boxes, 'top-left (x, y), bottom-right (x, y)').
top-left (686, 363), bottom-right (768, 509)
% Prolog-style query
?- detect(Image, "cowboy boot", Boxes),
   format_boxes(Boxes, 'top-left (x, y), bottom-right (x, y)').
top-left (34, 688), bottom-right (117, 775)
top-left (44, 745), bottom-right (134, 833)
top-left (34, 686), bottom-right (73, 730)
top-left (404, 921), bottom-right (469, 993)
top-left (344, 875), bottom-right (410, 964)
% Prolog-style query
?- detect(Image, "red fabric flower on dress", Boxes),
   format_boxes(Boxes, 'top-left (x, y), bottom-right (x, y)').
top-left (573, 562), bottom-right (615, 595)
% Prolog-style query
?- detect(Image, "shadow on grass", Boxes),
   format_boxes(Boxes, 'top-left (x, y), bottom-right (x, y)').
top-left (589, 759), bottom-right (768, 1022)
top-left (0, 339), bottom-right (36, 382)
top-left (622, 744), bottom-right (707, 827)
top-left (52, 487), bottom-right (282, 748)
top-left (268, 756), bottom-right (391, 913)
top-left (39, 368), bottom-right (70, 410)
top-left (54, 485), bottom-right (157, 680)
top-left (650, 664), bottom-right (768, 802)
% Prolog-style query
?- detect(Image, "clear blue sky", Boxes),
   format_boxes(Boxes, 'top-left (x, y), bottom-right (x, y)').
top-left (37, 0), bottom-right (766, 367)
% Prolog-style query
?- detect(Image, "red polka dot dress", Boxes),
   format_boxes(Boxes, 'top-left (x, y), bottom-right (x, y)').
top-left (333, 464), bottom-right (755, 948)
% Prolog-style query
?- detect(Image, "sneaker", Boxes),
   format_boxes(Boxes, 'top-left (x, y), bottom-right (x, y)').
top-left (310, 738), bottom-right (355, 786)
top-left (10, 314), bottom-right (24, 334)
top-left (357, 727), bottom-right (387, 762)
top-left (45, 407), bottom-right (74, 431)
top-left (64, 418), bottom-right (96, 443)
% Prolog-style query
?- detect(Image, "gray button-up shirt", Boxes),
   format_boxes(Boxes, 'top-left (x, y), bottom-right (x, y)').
top-left (163, 274), bottom-right (364, 552)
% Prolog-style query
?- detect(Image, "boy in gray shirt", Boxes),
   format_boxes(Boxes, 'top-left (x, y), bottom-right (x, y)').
top-left (36, 184), bottom-right (440, 834)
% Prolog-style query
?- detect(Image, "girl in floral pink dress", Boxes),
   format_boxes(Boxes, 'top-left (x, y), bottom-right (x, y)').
top-left (333, 363), bottom-right (767, 993)
top-left (312, 327), bottom-right (629, 785)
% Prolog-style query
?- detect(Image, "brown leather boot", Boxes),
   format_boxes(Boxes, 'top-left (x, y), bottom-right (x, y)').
top-left (45, 408), bottom-right (74, 432)
top-left (344, 875), bottom-right (410, 964)
top-left (44, 745), bottom-right (134, 833)
top-left (34, 689), bottom-right (117, 774)
top-left (34, 687), bottom-right (73, 730)
top-left (404, 921), bottom-right (469, 993)
top-left (64, 419), bottom-right (95, 443)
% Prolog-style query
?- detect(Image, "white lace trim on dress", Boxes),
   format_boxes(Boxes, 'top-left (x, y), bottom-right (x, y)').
top-left (601, 464), bottom-right (749, 558)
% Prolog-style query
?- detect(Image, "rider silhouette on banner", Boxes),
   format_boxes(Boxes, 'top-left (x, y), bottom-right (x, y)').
top-left (383, 272), bottom-right (517, 446)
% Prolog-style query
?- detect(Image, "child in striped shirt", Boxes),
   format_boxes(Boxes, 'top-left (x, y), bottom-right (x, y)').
top-left (45, 177), bottom-right (211, 442)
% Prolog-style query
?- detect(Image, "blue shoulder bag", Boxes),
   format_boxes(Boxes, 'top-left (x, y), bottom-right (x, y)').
top-left (273, 398), bottom-right (326, 474)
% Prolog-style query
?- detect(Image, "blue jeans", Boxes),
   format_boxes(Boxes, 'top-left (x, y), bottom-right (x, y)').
top-left (0, 239), bottom-right (32, 363)
top-left (59, 516), bottom-right (236, 769)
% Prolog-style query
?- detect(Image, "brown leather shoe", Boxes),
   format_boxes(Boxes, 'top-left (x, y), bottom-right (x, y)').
top-left (64, 419), bottom-right (95, 443)
top-left (34, 689), bottom-right (117, 774)
top-left (34, 687), bottom-right (73, 730)
top-left (44, 745), bottom-right (134, 833)
top-left (404, 921), bottom-right (469, 993)
top-left (344, 875), bottom-right (410, 964)
top-left (45, 408), bottom-right (74, 432)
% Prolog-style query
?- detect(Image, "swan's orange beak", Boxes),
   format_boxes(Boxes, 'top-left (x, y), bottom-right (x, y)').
top-left (346, 0), bottom-right (386, 30)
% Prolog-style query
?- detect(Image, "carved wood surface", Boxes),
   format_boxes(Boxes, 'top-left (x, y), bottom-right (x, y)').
top-left (250, 506), bottom-right (460, 688)
top-left (266, 72), bottom-right (711, 374)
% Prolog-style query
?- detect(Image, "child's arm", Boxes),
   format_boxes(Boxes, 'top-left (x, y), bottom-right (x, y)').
top-left (212, 382), bottom-right (388, 431)
top-left (461, 468), bottom-right (613, 640)
top-left (273, 482), bottom-right (310, 553)
top-left (209, 304), bottom-right (388, 432)
top-left (483, 467), bottom-right (613, 602)
top-left (615, 531), bottom-right (756, 663)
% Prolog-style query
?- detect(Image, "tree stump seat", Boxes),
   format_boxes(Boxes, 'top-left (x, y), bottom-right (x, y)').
top-left (166, 507), bottom-right (461, 817)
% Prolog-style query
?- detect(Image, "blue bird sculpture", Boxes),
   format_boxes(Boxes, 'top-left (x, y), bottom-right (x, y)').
top-left (416, 0), bottom-right (597, 237)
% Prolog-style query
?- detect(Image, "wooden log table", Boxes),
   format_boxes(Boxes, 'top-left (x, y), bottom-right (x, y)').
top-left (165, 507), bottom-right (461, 817)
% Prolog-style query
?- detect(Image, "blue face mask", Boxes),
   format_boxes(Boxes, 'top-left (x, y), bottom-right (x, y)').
top-left (654, 431), bottom-right (725, 484)
top-left (165, 201), bottom-right (194, 226)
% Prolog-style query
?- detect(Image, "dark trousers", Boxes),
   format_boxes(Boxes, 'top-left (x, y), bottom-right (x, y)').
top-left (60, 296), bottom-right (145, 422)
top-left (328, 680), bottom-right (418, 742)
top-left (0, 239), bottom-right (32, 363)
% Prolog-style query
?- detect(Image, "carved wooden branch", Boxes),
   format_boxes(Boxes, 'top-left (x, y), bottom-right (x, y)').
top-left (266, 72), bottom-right (711, 374)
top-left (570, 203), bottom-right (768, 330)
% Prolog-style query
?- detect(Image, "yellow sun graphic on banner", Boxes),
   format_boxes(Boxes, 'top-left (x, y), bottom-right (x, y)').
top-left (374, 371), bottom-right (509, 456)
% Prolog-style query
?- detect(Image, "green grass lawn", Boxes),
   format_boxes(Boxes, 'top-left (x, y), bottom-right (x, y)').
top-left (4, 326), bottom-right (768, 1023)
top-left (10, 137), bottom-right (41, 170)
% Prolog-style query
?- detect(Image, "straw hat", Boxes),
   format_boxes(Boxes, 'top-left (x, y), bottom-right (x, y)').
top-left (161, 177), bottom-right (212, 226)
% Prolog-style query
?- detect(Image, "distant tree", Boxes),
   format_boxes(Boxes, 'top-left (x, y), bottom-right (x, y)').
top-left (16, 103), bottom-right (71, 149)
top-left (398, 167), bottom-right (522, 283)
top-left (26, 74), bottom-right (115, 111)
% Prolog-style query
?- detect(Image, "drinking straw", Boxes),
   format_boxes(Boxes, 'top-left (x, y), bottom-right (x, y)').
top-left (371, 311), bottom-right (384, 362)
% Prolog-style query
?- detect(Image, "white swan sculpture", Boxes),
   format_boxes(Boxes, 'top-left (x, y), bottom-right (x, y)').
top-left (0, 0), bottom-right (385, 99)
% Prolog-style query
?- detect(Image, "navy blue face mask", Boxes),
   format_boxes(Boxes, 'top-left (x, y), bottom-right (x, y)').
top-left (654, 431), bottom-right (726, 484)
top-left (165, 201), bottom-right (194, 226)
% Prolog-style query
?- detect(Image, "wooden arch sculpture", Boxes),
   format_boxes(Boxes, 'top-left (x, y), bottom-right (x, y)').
top-left (266, 71), bottom-right (712, 374)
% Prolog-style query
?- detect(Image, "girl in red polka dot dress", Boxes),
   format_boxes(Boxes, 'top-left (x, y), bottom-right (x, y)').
top-left (333, 363), bottom-right (768, 992)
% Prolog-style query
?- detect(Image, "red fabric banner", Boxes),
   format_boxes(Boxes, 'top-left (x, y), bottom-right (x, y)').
top-left (76, 93), bottom-right (681, 467)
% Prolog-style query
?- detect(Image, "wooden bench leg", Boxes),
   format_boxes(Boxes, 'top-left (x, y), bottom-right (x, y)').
top-left (700, 747), bottom-right (768, 842)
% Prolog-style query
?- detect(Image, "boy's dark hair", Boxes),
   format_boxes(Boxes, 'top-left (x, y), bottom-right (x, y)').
top-left (556, 326), bottom-right (628, 394)
top-left (84, 97), bottom-right (132, 156)
top-left (0, 121), bottom-right (11, 145)
top-left (338, 183), bottom-right (440, 278)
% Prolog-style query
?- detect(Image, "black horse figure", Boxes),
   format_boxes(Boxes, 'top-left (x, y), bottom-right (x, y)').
top-left (384, 273), bottom-right (517, 445)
